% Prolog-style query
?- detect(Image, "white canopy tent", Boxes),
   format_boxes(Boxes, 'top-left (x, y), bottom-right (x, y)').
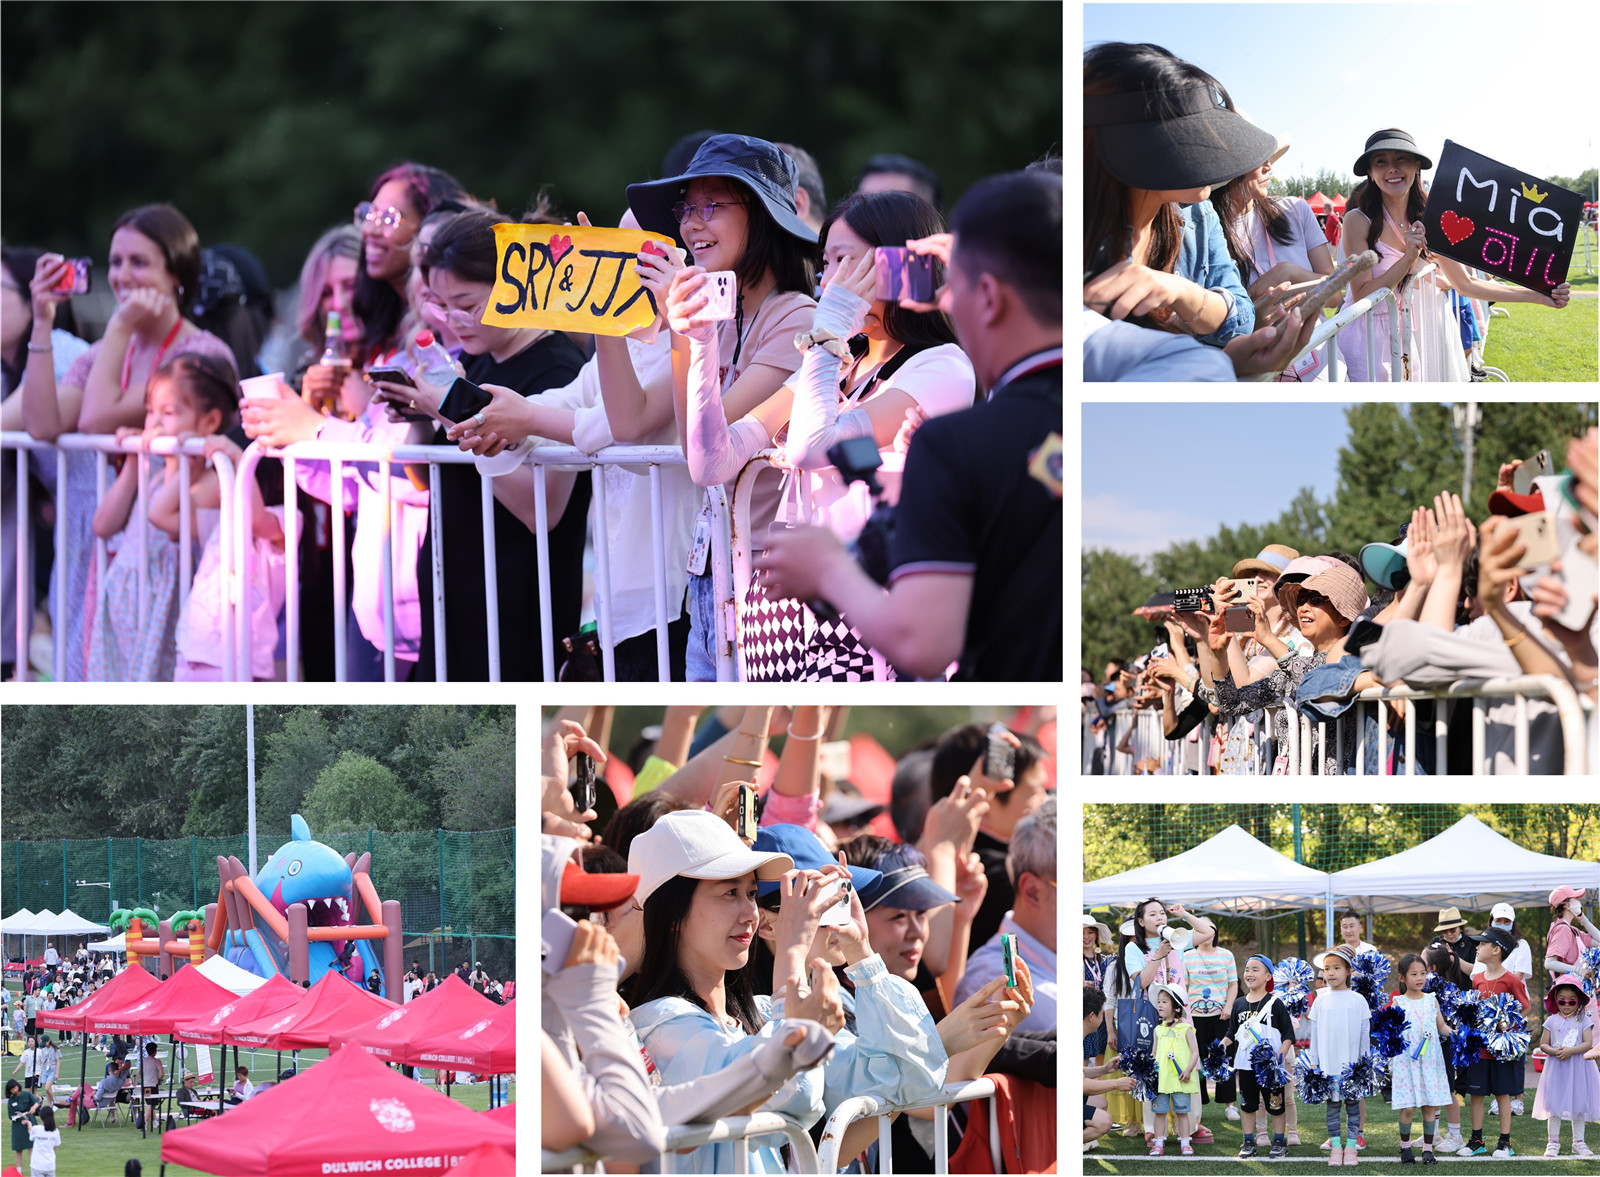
top-left (1329, 814), bottom-right (1600, 914)
top-left (194, 952), bottom-right (270, 994)
top-left (1083, 824), bottom-right (1334, 917)
top-left (6, 908), bottom-right (58, 935)
top-left (0, 908), bottom-right (38, 933)
top-left (87, 934), bottom-right (126, 953)
top-left (34, 909), bottom-right (110, 936)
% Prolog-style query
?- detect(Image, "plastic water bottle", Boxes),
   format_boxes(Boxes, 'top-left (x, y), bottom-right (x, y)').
top-left (413, 330), bottom-right (458, 390)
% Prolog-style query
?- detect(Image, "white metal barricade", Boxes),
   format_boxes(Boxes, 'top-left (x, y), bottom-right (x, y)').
top-left (3, 432), bottom-right (235, 682)
top-left (1116, 674), bottom-right (1589, 776)
top-left (541, 1110), bottom-right (820, 1174)
top-left (816, 1077), bottom-right (998, 1174)
top-left (237, 439), bottom-right (719, 683)
top-left (1281, 263), bottom-right (1468, 383)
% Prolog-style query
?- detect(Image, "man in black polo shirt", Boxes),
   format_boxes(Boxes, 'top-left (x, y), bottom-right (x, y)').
top-left (756, 169), bottom-right (1062, 679)
top-left (1428, 905), bottom-right (1477, 974)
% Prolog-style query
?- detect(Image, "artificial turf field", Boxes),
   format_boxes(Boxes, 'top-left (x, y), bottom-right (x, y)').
top-left (3, 980), bottom-right (514, 1177)
top-left (1085, 1082), bottom-right (1592, 1175)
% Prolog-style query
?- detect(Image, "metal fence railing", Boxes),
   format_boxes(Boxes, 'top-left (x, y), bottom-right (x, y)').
top-left (3, 432), bottom-right (739, 681)
top-left (541, 1110), bottom-right (820, 1175)
top-left (1085, 674), bottom-right (1592, 776)
top-left (1276, 263), bottom-right (1469, 383)
top-left (816, 1077), bottom-right (999, 1175)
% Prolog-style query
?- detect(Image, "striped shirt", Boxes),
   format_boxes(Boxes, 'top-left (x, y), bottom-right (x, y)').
top-left (1182, 947), bottom-right (1237, 1017)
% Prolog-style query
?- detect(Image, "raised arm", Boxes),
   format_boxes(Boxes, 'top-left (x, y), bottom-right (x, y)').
top-left (19, 255), bottom-right (83, 440)
top-left (1433, 254), bottom-right (1571, 308)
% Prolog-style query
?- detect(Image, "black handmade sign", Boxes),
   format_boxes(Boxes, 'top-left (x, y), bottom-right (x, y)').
top-left (1422, 140), bottom-right (1583, 294)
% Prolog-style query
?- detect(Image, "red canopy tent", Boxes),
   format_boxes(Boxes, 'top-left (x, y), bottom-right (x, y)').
top-left (1330, 193), bottom-right (1347, 212)
top-left (1306, 191), bottom-right (1330, 213)
top-left (85, 963), bottom-right (234, 1035)
top-left (224, 970), bottom-right (395, 1049)
top-left (483, 1103), bottom-right (514, 1128)
top-left (35, 962), bottom-right (159, 1032)
top-left (172, 972), bottom-right (305, 1045)
top-left (160, 1043), bottom-right (515, 1177)
top-left (443, 1142), bottom-right (516, 1176)
top-left (329, 974), bottom-right (500, 1064)
top-left (405, 998), bottom-right (515, 1074)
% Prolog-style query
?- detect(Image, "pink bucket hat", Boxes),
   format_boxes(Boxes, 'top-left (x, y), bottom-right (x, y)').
top-left (1547, 971), bottom-right (1589, 1016)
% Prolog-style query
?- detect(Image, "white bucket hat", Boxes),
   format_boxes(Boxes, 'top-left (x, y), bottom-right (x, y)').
top-left (628, 810), bottom-right (794, 906)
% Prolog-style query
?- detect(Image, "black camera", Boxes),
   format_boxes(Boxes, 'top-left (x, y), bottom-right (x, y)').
top-left (807, 436), bottom-right (895, 623)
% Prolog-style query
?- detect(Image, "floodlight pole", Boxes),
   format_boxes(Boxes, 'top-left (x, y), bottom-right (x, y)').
top-left (1293, 804), bottom-right (1307, 959)
top-left (247, 705), bottom-right (258, 877)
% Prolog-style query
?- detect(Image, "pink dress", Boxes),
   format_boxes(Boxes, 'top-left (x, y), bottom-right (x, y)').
top-left (1336, 209), bottom-right (1410, 382)
top-left (1534, 1011), bottom-right (1600, 1121)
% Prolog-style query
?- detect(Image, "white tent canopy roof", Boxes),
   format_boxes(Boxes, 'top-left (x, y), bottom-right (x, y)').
top-left (1329, 814), bottom-right (1600, 914)
top-left (1, 909), bottom-right (38, 934)
top-left (3, 909), bottom-right (59, 935)
top-left (34, 909), bottom-right (110, 936)
top-left (1083, 823), bottom-right (1333, 915)
top-left (193, 953), bottom-right (270, 995)
top-left (87, 934), bottom-right (126, 953)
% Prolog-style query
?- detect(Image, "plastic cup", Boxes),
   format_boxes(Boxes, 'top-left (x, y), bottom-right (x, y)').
top-left (239, 373), bottom-right (288, 403)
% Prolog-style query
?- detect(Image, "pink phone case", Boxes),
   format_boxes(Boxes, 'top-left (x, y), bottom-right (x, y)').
top-left (702, 271), bottom-right (737, 321)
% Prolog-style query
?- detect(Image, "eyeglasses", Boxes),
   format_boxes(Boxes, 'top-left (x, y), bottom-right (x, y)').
top-left (424, 299), bottom-right (486, 330)
top-left (671, 200), bottom-right (743, 225)
top-left (354, 202), bottom-right (410, 239)
top-left (1300, 591), bottom-right (1330, 607)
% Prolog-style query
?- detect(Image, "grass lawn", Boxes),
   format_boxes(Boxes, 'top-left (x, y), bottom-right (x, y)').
top-left (3, 982), bottom-right (513, 1177)
top-left (1482, 297), bottom-right (1598, 382)
top-left (1086, 1079), bottom-right (1592, 1175)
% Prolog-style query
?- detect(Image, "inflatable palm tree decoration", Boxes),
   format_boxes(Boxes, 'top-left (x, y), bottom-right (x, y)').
top-left (108, 906), bottom-right (159, 969)
top-left (169, 910), bottom-right (207, 969)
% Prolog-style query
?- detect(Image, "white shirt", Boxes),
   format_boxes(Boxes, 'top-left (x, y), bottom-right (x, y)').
top-left (29, 1124), bottom-right (61, 1168)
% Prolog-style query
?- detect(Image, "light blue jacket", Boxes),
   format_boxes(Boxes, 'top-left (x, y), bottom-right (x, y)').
top-left (1176, 202), bottom-right (1254, 346)
top-left (631, 993), bottom-right (824, 1174)
top-left (773, 954), bottom-right (948, 1114)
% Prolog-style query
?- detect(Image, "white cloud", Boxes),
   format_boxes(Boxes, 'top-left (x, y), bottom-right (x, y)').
top-left (1082, 492), bottom-right (1212, 558)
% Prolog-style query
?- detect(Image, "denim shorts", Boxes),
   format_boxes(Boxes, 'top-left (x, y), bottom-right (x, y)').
top-left (1152, 1091), bottom-right (1192, 1115)
top-left (685, 568), bottom-right (718, 682)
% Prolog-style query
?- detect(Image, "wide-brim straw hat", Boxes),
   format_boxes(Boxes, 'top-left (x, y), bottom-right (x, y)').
top-left (1232, 544), bottom-right (1300, 581)
top-left (1433, 906), bottom-right (1469, 932)
top-left (1084, 914), bottom-right (1114, 946)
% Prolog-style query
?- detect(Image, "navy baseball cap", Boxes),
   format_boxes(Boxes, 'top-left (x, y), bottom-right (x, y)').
top-left (857, 863), bottom-right (959, 913)
top-left (753, 825), bottom-right (882, 900)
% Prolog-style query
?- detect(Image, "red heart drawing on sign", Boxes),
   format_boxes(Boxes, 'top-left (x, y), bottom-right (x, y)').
top-left (549, 234), bottom-right (573, 265)
top-left (639, 241), bottom-right (668, 260)
top-left (1440, 210), bottom-right (1475, 246)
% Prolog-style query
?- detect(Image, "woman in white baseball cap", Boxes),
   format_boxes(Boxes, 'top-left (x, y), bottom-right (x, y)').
top-left (624, 810), bottom-right (837, 1173)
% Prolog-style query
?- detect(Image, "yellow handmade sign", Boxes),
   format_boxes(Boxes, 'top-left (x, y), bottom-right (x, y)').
top-left (482, 223), bottom-right (675, 335)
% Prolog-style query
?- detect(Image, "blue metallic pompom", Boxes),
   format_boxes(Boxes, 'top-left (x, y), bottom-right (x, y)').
top-left (1275, 957), bottom-right (1316, 990)
top-left (1201, 1038), bottom-right (1233, 1083)
top-left (1578, 946), bottom-right (1600, 998)
top-left (1250, 1040), bottom-right (1289, 1091)
top-left (1447, 1026), bottom-right (1483, 1070)
top-left (1277, 985), bottom-right (1310, 1020)
top-left (1339, 1054), bottom-right (1386, 1099)
top-left (1370, 1003), bottom-right (1409, 1058)
top-left (1121, 1043), bottom-right (1159, 1102)
top-left (1294, 1054), bottom-right (1334, 1104)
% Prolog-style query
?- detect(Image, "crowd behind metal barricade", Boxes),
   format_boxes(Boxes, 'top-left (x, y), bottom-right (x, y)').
top-left (1084, 674), bottom-right (1594, 776)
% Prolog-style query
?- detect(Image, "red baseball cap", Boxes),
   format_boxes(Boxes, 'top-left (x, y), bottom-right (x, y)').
top-left (1488, 487), bottom-right (1545, 517)
top-left (560, 861), bottom-right (639, 912)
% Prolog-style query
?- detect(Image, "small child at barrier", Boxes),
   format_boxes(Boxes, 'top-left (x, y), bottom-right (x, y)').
top-left (87, 353), bottom-right (232, 674)
top-left (147, 357), bottom-right (286, 680)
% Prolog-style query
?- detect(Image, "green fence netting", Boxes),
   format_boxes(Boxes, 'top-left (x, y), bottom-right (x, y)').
top-left (1084, 803), bottom-right (1600, 1009)
top-left (3, 827), bottom-right (515, 941)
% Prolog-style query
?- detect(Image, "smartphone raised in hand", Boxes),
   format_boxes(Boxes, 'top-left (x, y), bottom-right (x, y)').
top-left (571, 752), bottom-right (597, 815)
top-left (736, 783), bottom-right (758, 843)
top-left (982, 723), bottom-right (1015, 782)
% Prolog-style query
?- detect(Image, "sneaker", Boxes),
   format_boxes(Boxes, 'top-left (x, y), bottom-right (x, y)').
top-left (1321, 1138), bottom-right (1334, 1151)
top-left (1423, 1151), bottom-right (1438, 1165)
top-left (1181, 1142), bottom-right (1196, 1157)
top-left (1573, 1142), bottom-right (1595, 1158)
top-left (1270, 1141), bottom-right (1290, 1160)
top-left (1356, 1134), bottom-right (1367, 1149)
top-left (1342, 1145), bottom-right (1360, 1166)
top-left (1457, 1140), bottom-right (1486, 1157)
top-left (1511, 1097), bottom-right (1524, 1116)
top-left (1226, 1105), bottom-right (1242, 1122)
top-left (1400, 1146), bottom-right (1415, 1165)
top-left (1193, 1126), bottom-right (1215, 1145)
top-left (1491, 1144), bottom-right (1515, 1159)
top-left (1149, 1141), bottom-right (1165, 1157)
top-left (1258, 1133), bottom-right (1271, 1148)
top-left (1288, 1131), bottom-right (1302, 1146)
top-left (1240, 1139), bottom-right (1259, 1159)
top-left (1545, 1141), bottom-right (1562, 1158)
top-left (1439, 1132), bottom-right (1464, 1154)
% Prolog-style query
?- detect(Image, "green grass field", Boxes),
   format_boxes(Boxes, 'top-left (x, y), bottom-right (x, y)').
top-left (1086, 1082), bottom-right (1589, 1175)
top-left (3, 981), bottom-right (514, 1177)
top-left (1482, 297), bottom-right (1599, 382)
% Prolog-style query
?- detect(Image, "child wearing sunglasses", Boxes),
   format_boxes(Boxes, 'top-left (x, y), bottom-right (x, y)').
top-left (1533, 974), bottom-right (1599, 1157)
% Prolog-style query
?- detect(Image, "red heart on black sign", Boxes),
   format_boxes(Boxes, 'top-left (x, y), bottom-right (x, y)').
top-left (549, 234), bottom-right (573, 265)
top-left (1440, 210), bottom-right (1475, 246)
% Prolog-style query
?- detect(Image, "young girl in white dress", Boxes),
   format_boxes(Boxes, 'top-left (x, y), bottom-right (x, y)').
top-left (1387, 953), bottom-right (1455, 1164)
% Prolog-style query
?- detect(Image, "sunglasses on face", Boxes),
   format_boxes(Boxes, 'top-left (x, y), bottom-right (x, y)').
top-left (1300, 591), bottom-right (1330, 608)
top-left (354, 202), bottom-right (409, 238)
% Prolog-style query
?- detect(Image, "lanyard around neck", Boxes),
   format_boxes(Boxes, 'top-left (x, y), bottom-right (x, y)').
top-left (121, 319), bottom-right (184, 394)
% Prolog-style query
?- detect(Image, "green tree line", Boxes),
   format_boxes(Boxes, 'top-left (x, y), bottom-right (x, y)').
top-left (1082, 402), bottom-right (1597, 675)
top-left (1, 1), bottom-right (1063, 286)
top-left (1269, 167), bottom-right (1595, 203)
top-left (1, 704), bottom-right (514, 841)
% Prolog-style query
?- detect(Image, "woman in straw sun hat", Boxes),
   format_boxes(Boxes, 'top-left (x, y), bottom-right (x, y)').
top-left (1085, 915), bottom-right (1114, 1066)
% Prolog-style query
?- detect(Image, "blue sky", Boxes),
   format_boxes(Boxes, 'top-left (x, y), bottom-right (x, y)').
top-left (1084, 5), bottom-right (1597, 187)
top-left (1082, 403), bottom-right (1352, 555)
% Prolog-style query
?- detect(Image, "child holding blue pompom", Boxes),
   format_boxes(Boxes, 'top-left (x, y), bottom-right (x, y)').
top-left (1221, 954), bottom-right (1296, 1159)
top-left (1309, 946), bottom-right (1369, 1166)
top-left (1388, 953), bottom-right (1455, 1164)
top-left (1460, 926), bottom-right (1529, 1158)
top-left (1148, 983), bottom-right (1201, 1156)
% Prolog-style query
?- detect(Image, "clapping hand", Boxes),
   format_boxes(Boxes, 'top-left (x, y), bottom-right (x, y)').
top-left (1429, 492), bottom-right (1477, 572)
top-left (1406, 505), bottom-right (1438, 588)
